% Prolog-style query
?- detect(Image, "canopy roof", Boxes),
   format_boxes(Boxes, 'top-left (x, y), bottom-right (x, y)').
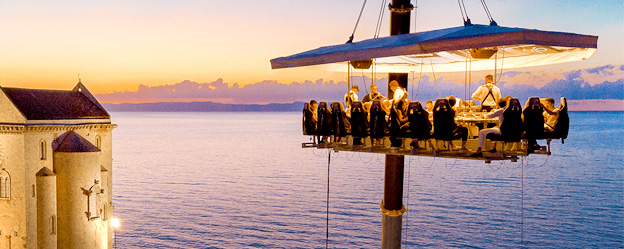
top-left (270, 24), bottom-right (597, 73)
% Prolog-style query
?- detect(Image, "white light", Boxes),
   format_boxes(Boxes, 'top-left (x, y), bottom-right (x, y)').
top-left (111, 218), bottom-right (120, 228)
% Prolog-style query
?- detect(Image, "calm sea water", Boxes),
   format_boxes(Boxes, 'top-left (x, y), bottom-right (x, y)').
top-left (111, 111), bottom-right (623, 248)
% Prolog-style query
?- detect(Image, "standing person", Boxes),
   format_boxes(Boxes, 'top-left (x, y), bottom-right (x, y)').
top-left (471, 74), bottom-right (501, 112)
top-left (388, 80), bottom-right (407, 104)
top-left (362, 84), bottom-right (386, 112)
top-left (344, 85), bottom-right (359, 116)
top-left (362, 84), bottom-right (384, 103)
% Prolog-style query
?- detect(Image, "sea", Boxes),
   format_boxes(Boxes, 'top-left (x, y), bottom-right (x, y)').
top-left (111, 111), bottom-right (623, 248)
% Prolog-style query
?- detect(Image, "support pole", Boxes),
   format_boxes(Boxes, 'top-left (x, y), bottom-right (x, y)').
top-left (382, 1), bottom-right (412, 248)
top-left (382, 155), bottom-right (406, 248)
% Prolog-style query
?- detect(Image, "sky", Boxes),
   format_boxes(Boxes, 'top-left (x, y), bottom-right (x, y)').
top-left (0, 0), bottom-right (622, 103)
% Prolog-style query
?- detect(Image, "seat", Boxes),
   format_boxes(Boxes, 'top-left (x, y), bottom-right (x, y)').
top-left (369, 100), bottom-right (386, 139)
top-left (302, 103), bottom-right (317, 136)
top-left (388, 101), bottom-right (407, 147)
top-left (330, 102), bottom-right (350, 141)
top-left (487, 98), bottom-right (523, 153)
top-left (432, 98), bottom-right (454, 142)
top-left (407, 101), bottom-right (432, 140)
top-left (522, 97), bottom-right (544, 141)
top-left (317, 102), bottom-right (333, 137)
top-left (350, 101), bottom-right (368, 143)
top-left (488, 98), bottom-right (523, 143)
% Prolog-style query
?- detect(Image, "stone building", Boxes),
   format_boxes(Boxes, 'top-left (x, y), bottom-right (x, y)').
top-left (0, 82), bottom-right (116, 249)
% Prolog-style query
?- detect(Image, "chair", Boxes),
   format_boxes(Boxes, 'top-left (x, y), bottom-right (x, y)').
top-left (317, 102), bottom-right (333, 137)
top-left (369, 100), bottom-right (386, 139)
top-left (522, 97), bottom-right (544, 141)
top-left (388, 101), bottom-right (407, 147)
top-left (330, 102), bottom-right (350, 141)
top-left (407, 101), bottom-right (433, 149)
top-left (350, 101), bottom-right (368, 144)
top-left (432, 98), bottom-right (454, 142)
top-left (407, 101), bottom-right (432, 138)
top-left (487, 98), bottom-right (524, 149)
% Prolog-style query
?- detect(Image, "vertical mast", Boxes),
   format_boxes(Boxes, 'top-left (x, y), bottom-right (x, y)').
top-left (382, 1), bottom-right (413, 249)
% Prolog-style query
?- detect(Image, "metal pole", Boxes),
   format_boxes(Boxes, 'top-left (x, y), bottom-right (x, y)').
top-left (382, 1), bottom-right (412, 249)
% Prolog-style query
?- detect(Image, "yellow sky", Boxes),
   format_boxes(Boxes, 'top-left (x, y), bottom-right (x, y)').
top-left (0, 1), bottom-right (622, 94)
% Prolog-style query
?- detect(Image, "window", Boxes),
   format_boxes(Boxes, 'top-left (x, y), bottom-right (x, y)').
top-left (102, 204), bottom-right (108, 220)
top-left (84, 180), bottom-right (101, 220)
top-left (50, 215), bottom-right (56, 235)
top-left (95, 136), bottom-right (102, 149)
top-left (40, 140), bottom-right (47, 160)
top-left (0, 169), bottom-right (10, 199)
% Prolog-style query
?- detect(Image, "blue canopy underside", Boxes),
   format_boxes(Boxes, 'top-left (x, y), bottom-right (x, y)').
top-left (270, 25), bottom-right (597, 72)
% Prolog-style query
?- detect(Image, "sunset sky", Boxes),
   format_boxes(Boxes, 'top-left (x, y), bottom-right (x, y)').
top-left (0, 0), bottom-right (622, 101)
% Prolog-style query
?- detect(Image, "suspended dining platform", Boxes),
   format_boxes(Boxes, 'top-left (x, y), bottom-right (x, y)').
top-left (302, 96), bottom-right (568, 163)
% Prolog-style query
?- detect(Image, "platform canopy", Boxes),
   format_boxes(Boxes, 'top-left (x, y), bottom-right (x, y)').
top-left (270, 24), bottom-right (597, 73)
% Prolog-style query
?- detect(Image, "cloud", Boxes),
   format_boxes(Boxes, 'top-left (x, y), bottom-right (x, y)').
top-left (95, 64), bottom-right (624, 105)
top-left (586, 65), bottom-right (615, 75)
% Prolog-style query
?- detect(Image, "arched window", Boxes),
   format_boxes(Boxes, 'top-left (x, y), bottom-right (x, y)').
top-left (0, 169), bottom-right (10, 199)
top-left (84, 180), bottom-right (101, 220)
top-left (40, 140), bottom-right (47, 160)
top-left (95, 136), bottom-right (102, 149)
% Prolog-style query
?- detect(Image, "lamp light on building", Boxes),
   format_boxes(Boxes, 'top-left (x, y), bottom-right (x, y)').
top-left (111, 218), bottom-right (120, 249)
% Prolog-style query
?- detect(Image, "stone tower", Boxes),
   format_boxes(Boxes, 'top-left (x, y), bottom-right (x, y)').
top-left (0, 82), bottom-right (115, 249)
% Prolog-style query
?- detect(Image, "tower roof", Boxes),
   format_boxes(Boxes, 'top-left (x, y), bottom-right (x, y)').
top-left (1, 83), bottom-right (109, 120)
top-left (53, 131), bottom-right (100, 153)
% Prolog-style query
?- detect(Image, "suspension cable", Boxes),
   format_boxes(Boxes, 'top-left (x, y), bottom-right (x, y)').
top-left (348, 0), bottom-right (369, 43)
top-left (325, 150), bottom-right (331, 249)
top-left (361, 69), bottom-right (369, 96)
top-left (415, 56), bottom-right (425, 99)
top-left (521, 158), bottom-right (524, 248)
top-left (457, 0), bottom-right (466, 23)
top-left (479, 0), bottom-right (497, 25)
top-left (413, 0), bottom-right (418, 33)
top-left (403, 156), bottom-right (413, 247)
top-left (496, 47), bottom-right (506, 84)
top-left (375, 0), bottom-right (388, 38)
top-left (458, 0), bottom-right (472, 26)
top-left (429, 58), bottom-right (441, 98)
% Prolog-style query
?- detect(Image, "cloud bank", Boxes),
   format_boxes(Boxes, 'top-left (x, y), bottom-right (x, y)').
top-left (96, 64), bottom-right (624, 107)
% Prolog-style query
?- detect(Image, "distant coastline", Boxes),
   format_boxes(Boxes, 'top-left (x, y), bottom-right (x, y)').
top-left (102, 99), bottom-right (623, 112)
top-left (102, 101), bottom-right (306, 112)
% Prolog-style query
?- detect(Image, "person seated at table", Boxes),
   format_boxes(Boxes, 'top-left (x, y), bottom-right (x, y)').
top-left (395, 99), bottom-right (410, 130)
top-left (470, 97), bottom-right (510, 157)
top-left (449, 96), bottom-right (462, 109)
top-left (425, 99), bottom-right (434, 119)
top-left (542, 97), bottom-right (560, 132)
top-left (448, 96), bottom-right (469, 151)
top-left (344, 85), bottom-right (359, 117)
top-left (471, 74), bottom-right (501, 112)
top-left (309, 100), bottom-right (319, 143)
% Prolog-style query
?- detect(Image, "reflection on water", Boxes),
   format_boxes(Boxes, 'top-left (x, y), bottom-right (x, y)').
top-left (111, 112), bottom-right (623, 248)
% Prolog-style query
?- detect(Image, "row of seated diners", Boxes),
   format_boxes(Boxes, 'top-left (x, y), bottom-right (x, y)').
top-left (303, 96), bottom-right (569, 155)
